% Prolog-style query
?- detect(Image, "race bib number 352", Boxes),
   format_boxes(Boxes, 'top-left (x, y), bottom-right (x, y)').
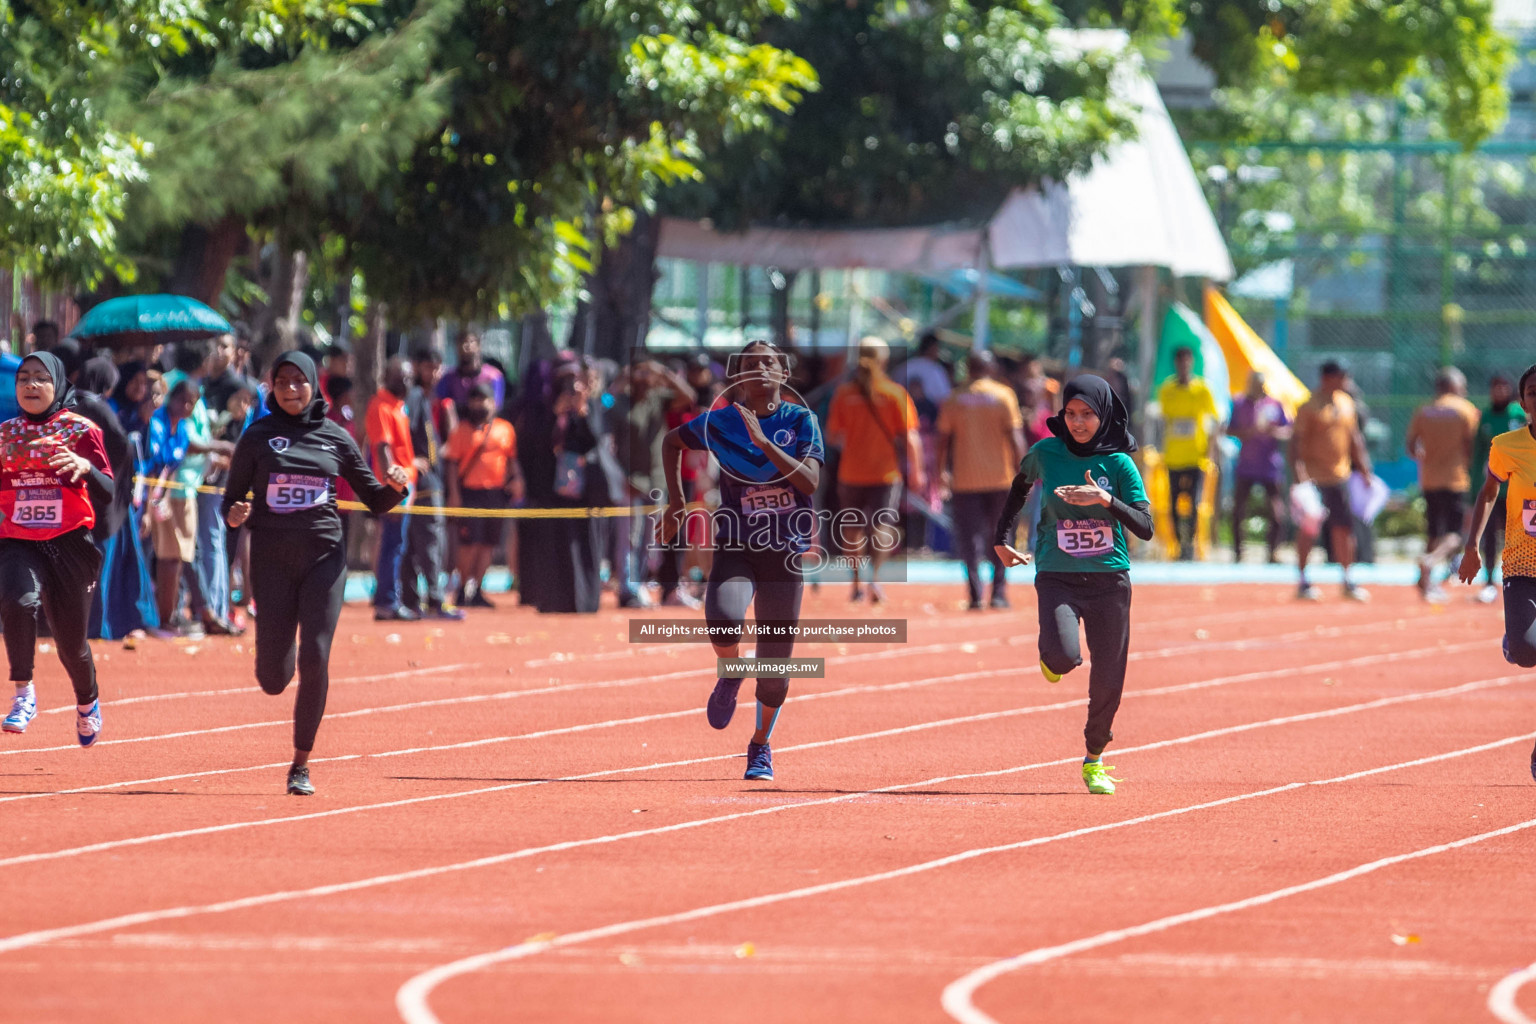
top-left (741, 483), bottom-right (795, 516)
top-left (13, 486), bottom-right (62, 529)
top-left (1056, 519), bottom-right (1113, 558)
top-left (267, 474), bottom-right (329, 513)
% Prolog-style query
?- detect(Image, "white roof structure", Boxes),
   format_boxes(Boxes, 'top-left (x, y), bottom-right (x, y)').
top-left (658, 30), bottom-right (1233, 281)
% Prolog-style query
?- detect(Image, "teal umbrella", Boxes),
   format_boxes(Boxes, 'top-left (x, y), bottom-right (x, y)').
top-left (70, 294), bottom-right (231, 348)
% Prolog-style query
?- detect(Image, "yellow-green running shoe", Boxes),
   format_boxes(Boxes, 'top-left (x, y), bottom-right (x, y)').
top-left (1082, 760), bottom-right (1119, 795)
top-left (1040, 660), bottom-right (1062, 683)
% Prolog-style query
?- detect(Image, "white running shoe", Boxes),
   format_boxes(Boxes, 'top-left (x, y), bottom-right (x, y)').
top-left (1297, 583), bottom-right (1322, 601)
top-left (1479, 585), bottom-right (1500, 605)
top-left (1344, 584), bottom-right (1371, 603)
top-left (76, 701), bottom-right (102, 747)
top-left (3, 689), bottom-right (36, 734)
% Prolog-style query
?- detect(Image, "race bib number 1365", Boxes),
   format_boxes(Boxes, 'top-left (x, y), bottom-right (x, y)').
top-left (13, 486), bottom-right (62, 529)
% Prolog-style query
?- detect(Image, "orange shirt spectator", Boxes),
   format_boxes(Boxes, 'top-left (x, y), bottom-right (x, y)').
top-left (365, 387), bottom-right (416, 487)
top-left (826, 376), bottom-right (919, 486)
top-left (445, 417), bottom-right (517, 491)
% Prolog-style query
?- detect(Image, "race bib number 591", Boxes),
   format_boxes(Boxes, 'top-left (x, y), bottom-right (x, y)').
top-left (1057, 519), bottom-right (1113, 557)
top-left (267, 474), bottom-right (328, 513)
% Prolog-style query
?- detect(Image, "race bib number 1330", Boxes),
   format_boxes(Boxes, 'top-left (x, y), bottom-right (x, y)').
top-left (1056, 519), bottom-right (1113, 558)
top-left (267, 474), bottom-right (328, 513)
top-left (741, 484), bottom-right (795, 516)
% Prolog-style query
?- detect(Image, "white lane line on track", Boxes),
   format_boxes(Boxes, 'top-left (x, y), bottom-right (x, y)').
top-left (0, 637), bottom-right (1488, 831)
top-left (940, 808), bottom-right (1536, 1024)
top-left (0, 636), bottom-right (1485, 823)
top-left (391, 730), bottom-right (1536, 1024)
top-left (34, 600), bottom-right (1434, 721)
top-left (1490, 963), bottom-right (1536, 1024)
top-left (37, 665), bottom-right (480, 716)
top-left (3, 611), bottom-right (1468, 758)
top-left (514, 600), bottom-right (1355, 668)
top-left (0, 675), bottom-right (1526, 956)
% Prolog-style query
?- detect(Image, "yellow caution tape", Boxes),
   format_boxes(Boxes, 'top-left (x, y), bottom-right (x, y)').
top-left (134, 476), bottom-right (672, 519)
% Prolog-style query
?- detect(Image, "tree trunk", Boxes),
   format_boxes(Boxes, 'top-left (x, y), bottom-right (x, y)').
top-left (167, 216), bottom-right (246, 306)
top-left (586, 210), bottom-right (661, 362)
top-left (250, 244), bottom-right (311, 373)
top-left (354, 300), bottom-right (387, 427)
top-left (769, 269), bottom-right (798, 349)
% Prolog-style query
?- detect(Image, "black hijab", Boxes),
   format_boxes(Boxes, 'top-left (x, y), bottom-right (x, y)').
top-left (1046, 373), bottom-right (1137, 457)
top-left (111, 360), bottom-right (147, 407)
top-left (18, 352), bottom-right (75, 424)
top-left (78, 356), bottom-right (119, 398)
top-left (266, 350), bottom-right (329, 427)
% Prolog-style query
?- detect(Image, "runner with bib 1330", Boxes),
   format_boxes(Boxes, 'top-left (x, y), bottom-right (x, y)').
top-left (660, 340), bottom-right (825, 783)
top-left (993, 374), bottom-right (1153, 795)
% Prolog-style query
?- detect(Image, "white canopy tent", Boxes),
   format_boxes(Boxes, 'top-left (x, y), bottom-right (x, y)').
top-left (656, 29), bottom-right (1232, 365)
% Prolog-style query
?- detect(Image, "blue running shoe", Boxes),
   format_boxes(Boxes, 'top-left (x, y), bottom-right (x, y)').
top-left (707, 678), bottom-right (742, 730)
top-left (3, 688), bottom-right (36, 734)
top-left (744, 742), bottom-right (773, 781)
top-left (76, 700), bottom-right (102, 748)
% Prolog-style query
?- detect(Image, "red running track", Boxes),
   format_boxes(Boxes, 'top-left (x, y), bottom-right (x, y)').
top-left (0, 584), bottom-right (1533, 1024)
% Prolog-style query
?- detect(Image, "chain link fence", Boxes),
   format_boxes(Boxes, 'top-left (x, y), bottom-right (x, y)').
top-left (1216, 142), bottom-right (1536, 465)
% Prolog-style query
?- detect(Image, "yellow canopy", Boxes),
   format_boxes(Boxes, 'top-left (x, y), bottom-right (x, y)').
top-left (1204, 286), bottom-right (1310, 416)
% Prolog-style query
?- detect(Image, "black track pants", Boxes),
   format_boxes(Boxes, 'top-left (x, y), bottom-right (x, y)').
top-left (250, 528), bottom-right (347, 752)
top-left (1503, 576), bottom-right (1536, 668)
top-left (704, 546), bottom-right (805, 708)
top-left (0, 530), bottom-right (102, 704)
top-left (1035, 570), bottom-right (1132, 755)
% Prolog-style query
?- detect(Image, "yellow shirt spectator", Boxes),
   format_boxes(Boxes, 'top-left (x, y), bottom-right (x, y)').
top-left (1487, 427), bottom-right (1536, 578)
top-left (1157, 376), bottom-right (1220, 470)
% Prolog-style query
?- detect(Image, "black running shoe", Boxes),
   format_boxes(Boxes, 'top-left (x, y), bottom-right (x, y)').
top-left (287, 765), bottom-right (315, 796)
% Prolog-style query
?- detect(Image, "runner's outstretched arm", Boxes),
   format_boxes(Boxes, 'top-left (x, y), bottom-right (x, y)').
top-left (1458, 470), bottom-right (1502, 584)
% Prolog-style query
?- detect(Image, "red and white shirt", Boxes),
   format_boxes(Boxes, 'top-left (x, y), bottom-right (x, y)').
top-left (0, 411), bottom-right (111, 540)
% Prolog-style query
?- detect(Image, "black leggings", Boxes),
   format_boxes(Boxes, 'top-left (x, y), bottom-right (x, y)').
top-left (249, 528), bottom-right (348, 752)
top-left (1036, 570), bottom-right (1132, 755)
top-left (0, 530), bottom-right (102, 705)
top-left (1231, 476), bottom-right (1283, 560)
top-left (1504, 576), bottom-right (1536, 667)
top-left (952, 489), bottom-right (1010, 605)
top-left (704, 546), bottom-right (805, 708)
top-left (1168, 467), bottom-right (1204, 557)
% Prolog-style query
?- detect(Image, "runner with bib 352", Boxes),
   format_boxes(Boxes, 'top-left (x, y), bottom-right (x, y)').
top-left (992, 375), bottom-right (1153, 795)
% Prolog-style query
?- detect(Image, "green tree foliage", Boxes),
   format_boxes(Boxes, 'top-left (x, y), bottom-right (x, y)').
top-left (121, 0), bottom-right (456, 244)
top-left (1181, 0), bottom-right (1512, 148)
top-left (0, 0), bottom-right (388, 285)
top-left (671, 0), bottom-right (1152, 230)
top-left (344, 0), bottom-right (816, 318)
top-left (1172, 2), bottom-right (1514, 278)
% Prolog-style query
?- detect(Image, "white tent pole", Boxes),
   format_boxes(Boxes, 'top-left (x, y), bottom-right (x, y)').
top-left (1135, 265), bottom-right (1159, 428)
top-left (972, 235), bottom-right (992, 350)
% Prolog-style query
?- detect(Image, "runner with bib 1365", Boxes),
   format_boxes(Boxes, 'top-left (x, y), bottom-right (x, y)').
top-left (993, 374), bottom-right (1154, 795)
top-left (0, 352), bottom-right (115, 747)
